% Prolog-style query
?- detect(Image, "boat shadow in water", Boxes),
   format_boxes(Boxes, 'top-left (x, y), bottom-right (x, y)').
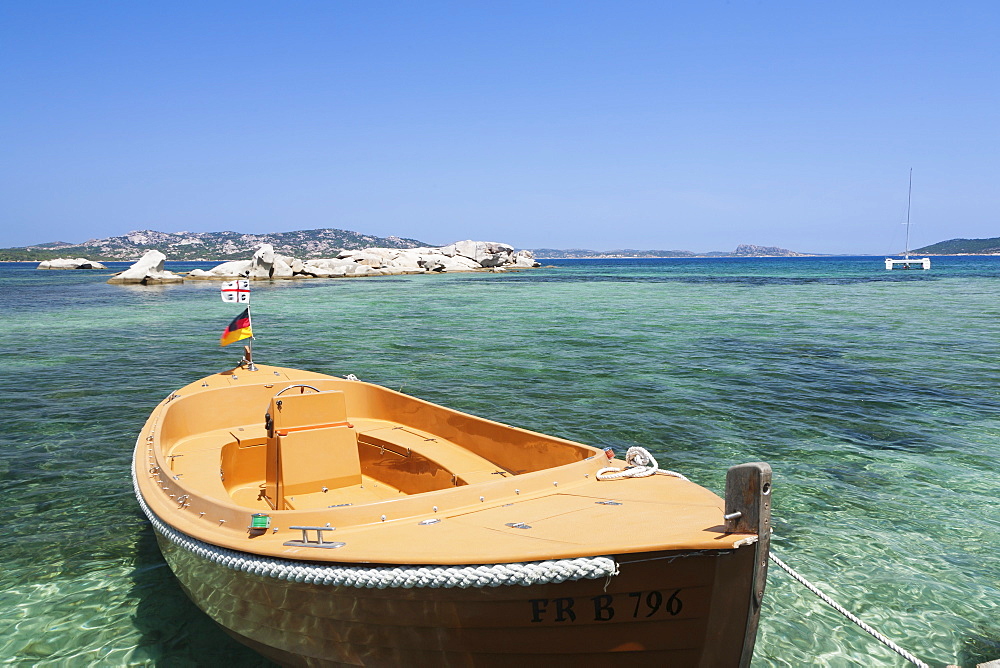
top-left (129, 512), bottom-right (276, 666)
top-left (958, 629), bottom-right (1000, 668)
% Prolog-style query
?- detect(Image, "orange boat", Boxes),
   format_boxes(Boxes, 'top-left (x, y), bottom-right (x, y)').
top-left (133, 360), bottom-right (772, 666)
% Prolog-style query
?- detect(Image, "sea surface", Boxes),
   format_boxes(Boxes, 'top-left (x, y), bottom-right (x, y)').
top-left (0, 256), bottom-right (997, 667)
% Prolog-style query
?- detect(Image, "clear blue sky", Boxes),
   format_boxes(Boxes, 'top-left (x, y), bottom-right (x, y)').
top-left (2, 2), bottom-right (997, 254)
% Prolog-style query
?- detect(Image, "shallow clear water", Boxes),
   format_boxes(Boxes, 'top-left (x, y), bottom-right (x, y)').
top-left (1, 257), bottom-right (997, 666)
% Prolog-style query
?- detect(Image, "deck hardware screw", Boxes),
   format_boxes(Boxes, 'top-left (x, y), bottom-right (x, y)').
top-left (199, 512), bottom-right (205, 517)
top-left (515, 489), bottom-right (520, 495)
top-left (553, 482), bottom-right (559, 487)
top-left (219, 519), bottom-right (225, 524)
top-left (480, 496), bottom-right (485, 502)
top-left (322, 487), bottom-right (329, 492)
top-left (381, 514), bottom-right (386, 522)
top-left (433, 506), bottom-right (438, 512)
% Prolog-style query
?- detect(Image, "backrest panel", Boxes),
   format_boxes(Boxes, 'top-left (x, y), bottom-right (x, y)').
top-left (278, 426), bottom-right (362, 499)
top-left (270, 390), bottom-right (348, 433)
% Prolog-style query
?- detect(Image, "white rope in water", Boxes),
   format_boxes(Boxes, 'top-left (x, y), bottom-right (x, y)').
top-left (132, 457), bottom-right (618, 589)
top-left (769, 553), bottom-right (929, 668)
top-left (597, 446), bottom-right (689, 481)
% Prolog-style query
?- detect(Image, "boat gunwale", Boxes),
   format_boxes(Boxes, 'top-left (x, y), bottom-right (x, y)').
top-left (135, 364), bottom-right (756, 565)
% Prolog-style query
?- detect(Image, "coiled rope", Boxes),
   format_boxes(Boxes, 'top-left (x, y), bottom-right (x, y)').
top-left (769, 553), bottom-right (929, 668)
top-left (597, 446), bottom-right (689, 481)
top-left (132, 458), bottom-right (618, 589)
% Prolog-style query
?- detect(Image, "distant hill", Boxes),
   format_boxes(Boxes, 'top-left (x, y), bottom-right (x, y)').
top-left (0, 228), bottom-right (434, 261)
top-left (530, 244), bottom-right (807, 258)
top-left (912, 237), bottom-right (1000, 255)
top-left (0, 230), bottom-right (812, 262)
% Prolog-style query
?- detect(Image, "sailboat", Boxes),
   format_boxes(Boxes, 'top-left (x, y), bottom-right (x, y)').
top-left (885, 169), bottom-right (931, 270)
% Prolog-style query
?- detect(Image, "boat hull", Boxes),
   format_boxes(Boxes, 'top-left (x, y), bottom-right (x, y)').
top-left (156, 530), bottom-right (756, 667)
top-left (134, 364), bottom-right (769, 665)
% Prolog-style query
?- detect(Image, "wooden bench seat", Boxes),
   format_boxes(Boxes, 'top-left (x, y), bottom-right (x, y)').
top-left (166, 430), bottom-right (234, 503)
top-left (351, 419), bottom-right (510, 486)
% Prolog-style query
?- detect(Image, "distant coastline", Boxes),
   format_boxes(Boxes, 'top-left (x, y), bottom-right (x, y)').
top-left (0, 231), bottom-right (808, 262)
top-left (2, 227), bottom-right (998, 261)
top-left (537, 252), bottom-right (1000, 259)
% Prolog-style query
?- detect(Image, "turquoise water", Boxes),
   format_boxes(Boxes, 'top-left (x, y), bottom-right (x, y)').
top-left (1, 256), bottom-right (997, 666)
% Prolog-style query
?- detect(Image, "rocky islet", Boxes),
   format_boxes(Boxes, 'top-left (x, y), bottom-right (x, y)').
top-left (100, 240), bottom-right (538, 285)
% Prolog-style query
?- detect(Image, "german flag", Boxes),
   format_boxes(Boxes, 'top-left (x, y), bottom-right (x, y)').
top-left (220, 308), bottom-right (253, 346)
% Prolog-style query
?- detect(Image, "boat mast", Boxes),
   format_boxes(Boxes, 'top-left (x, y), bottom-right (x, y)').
top-left (904, 168), bottom-right (912, 260)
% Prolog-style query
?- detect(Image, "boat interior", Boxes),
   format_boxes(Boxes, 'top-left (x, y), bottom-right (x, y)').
top-left (142, 365), bottom-right (759, 563)
top-left (159, 374), bottom-right (597, 513)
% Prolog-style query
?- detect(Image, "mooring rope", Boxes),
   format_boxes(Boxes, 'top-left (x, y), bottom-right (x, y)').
top-left (596, 446), bottom-right (689, 481)
top-left (769, 553), bottom-right (929, 668)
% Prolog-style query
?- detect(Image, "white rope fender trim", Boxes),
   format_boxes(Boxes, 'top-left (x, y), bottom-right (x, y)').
top-left (769, 552), bottom-right (929, 668)
top-left (597, 446), bottom-right (689, 481)
top-left (132, 457), bottom-right (617, 589)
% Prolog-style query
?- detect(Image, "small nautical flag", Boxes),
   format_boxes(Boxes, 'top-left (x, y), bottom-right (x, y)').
top-left (220, 308), bottom-right (253, 347)
top-left (221, 279), bottom-right (250, 303)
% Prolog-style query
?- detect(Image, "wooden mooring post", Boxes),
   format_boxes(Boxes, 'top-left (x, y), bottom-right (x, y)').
top-left (725, 462), bottom-right (772, 668)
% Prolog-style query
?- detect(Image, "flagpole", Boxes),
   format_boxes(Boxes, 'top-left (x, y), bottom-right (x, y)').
top-left (243, 274), bottom-right (257, 371)
top-left (221, 277), bottom-right (258, 370)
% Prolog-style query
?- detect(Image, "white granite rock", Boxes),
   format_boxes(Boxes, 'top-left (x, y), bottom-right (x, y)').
top-left (419, 257), bottom-right (446, 272)
top-left (185, 259), bottom-right (252, 279)
top-left (247, 245), bottom-right (275, 278)
top-left (479, 253), bottom-right (509, 268)
top-left (451, 240), bottom-right (515, 264)
top-left (443, 255), bottom-right (483, 271)
top-left (37, 257), bottom-right (108, 270)
top-left (270, 255), bottom-right (295, 279)
top-left (513, 250), bottom-right (540, 267)
top-left (300, 261), bottom-right (350, 278)
top-left (387, 251), bottom-right (425, 270)
top-left (339, 251), bottom-right (386, 267)
top-left (183, 238), bottom-right (536, 282)
top-left (344, 264), bottom-right (376, 276)
top-left (106, 250), bottom-right (183, 284)
top-left (298, 258), bottom-right (348, 277)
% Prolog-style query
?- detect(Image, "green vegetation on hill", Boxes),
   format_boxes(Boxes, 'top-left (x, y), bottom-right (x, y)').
top-left (912, 237), bottom-right (1000, 255)
top-left (0, 228), bottom-right (433, 262)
